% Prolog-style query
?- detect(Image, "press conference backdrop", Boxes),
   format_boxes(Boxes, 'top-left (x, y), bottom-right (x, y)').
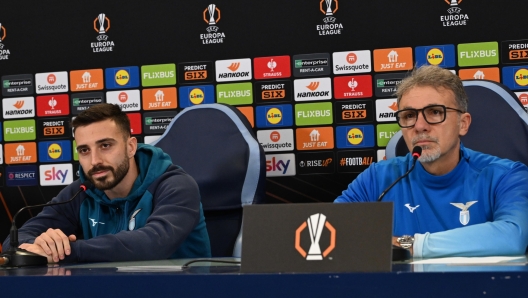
top-left (1, 0), bottom-right (528, 242)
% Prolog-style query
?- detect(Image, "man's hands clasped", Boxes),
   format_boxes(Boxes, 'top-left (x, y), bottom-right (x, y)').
top-left (19, 228), bottom-right (76, 263)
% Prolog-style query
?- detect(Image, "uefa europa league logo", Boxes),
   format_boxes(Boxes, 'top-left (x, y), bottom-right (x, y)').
top-left (295, 213), bottom-right (336, 261)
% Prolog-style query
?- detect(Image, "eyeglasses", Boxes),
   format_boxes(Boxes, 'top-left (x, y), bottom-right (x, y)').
top-left (395, 105), bottom-right (465, 128)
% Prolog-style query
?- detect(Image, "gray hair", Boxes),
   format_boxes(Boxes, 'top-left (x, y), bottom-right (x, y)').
top-left (395, 65), bottom-right (468, 112)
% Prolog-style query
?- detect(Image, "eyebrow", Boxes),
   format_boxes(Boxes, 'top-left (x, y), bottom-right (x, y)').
top-left (400, 103), bottom-right (442, 110)
top-left (76, 138), bottom-right (117, 151)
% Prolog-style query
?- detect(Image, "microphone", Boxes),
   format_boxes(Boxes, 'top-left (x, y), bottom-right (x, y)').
top-left (377, 146), bottom-right (422, 202)
top-left (0, 181), bottom-right (92, 267)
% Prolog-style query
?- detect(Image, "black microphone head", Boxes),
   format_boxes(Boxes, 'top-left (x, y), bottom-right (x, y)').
top-left (412, 146), bottom-right (422, 159)
top-left (80, 180), bottom-right (93, 191)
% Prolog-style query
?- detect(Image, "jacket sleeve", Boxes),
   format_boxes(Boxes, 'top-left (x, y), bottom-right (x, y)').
top-left (2, 182), bottom-right (83, 250)
top-left (414, 164), bottom-right (528, 258)
top-left (334, 165), bottom-right (379, 203)
top-left (64, 171), bottom-right (202, 262)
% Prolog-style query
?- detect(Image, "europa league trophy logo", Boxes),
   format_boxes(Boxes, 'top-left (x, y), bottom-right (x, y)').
top-left (204, 4), bottom-right (221, 32)
top-left (325, 0), bottom-right (333, 15)
top-left (98, 13), bottom-right (107, 33)
top-left (320, 0), bottom-right (338, 23)
top-left (306, 213), bottom-right (327, 260)
top-left (94, 13), bottom-right (111, 41)
top-left (208, 4), bottom-right (217, 25)
top-left (295, 213), bottom-right (336, 260)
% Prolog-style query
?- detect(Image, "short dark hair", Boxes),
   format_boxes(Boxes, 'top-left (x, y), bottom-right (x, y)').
top-left (396, 65), bottom-right (468, 112)
top-left (72, 103), bottom-right (131, 138)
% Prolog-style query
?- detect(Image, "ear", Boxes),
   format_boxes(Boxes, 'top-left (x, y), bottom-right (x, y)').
top-left (127, 137), bottom-right (138, 158)
top-left (458, 112), bottom-right (471, 136)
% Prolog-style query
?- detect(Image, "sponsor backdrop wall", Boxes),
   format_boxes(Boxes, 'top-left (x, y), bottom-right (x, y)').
top-left (1, 0), bottom-right (528, 241)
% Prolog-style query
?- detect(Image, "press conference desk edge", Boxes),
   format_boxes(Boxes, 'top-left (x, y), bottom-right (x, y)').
top-left (2, 258), bottom-right (528, 298)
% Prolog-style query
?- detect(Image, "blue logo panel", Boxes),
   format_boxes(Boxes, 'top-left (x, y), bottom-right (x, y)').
top-left (178, 85), bottom-right (215, 108)
top-left (38, 140), bottom-right (72, 163)
top-left (256, 104), bottom-right (293, 128)
top-left (105, 66), bottom-right (140, 89)
top-left (336, 125), bottom-right (375, 148)
top-left (502, 65), bottom-right (528, 90)
top-left (415, 45), bottom-right (456, 68)
top-left (6, 165), bottom-right (38, 186)
top-left (0, 122), bottom-right (2, 141)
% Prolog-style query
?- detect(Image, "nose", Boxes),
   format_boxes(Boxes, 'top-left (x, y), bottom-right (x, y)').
top-left (413, 111), bottom-right (430, 132)
top-left (90, 150), bottom-right (103, 166)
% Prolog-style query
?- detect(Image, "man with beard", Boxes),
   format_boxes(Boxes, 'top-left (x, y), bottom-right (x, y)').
top-left (3, 103), bottom-right (211, 263)
top-left (335, 65), bottom-right (528, 258)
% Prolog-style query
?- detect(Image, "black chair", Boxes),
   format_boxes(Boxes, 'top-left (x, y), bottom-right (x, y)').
top-left (386, 80), bottom-right (528, 165)
top-left (152, 103), bottom-right (266, 257)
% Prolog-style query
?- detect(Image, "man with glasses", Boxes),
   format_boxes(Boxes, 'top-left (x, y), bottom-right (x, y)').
top-left (335, 65), bottom-right (528, 258)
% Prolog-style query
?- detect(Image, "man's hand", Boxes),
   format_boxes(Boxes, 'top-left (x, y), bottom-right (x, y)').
top-left (18, 243), bottom-right (54, 263)
top-left (19, 228), bottom-right (76, 263)
top-left (392, 236), bottom-right (414, 255)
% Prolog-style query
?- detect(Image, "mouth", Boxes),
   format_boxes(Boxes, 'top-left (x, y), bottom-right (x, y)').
top-left (91, 170), bottom-right (109, 178)
top-left (414, 140), bottom-right (433, 146)
top-left (88, 166), bottom-right (113, 179)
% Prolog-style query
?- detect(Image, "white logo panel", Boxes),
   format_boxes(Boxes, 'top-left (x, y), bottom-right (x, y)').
top-left (0, 145), bottom-right (3, 164)
top-left (376, 98), bottom-right (398, 122)
top-left (39, 163), bottom-right (73, 186)
top-left (257, 129), bottom-right (294, 152)
top-left (106, 90), bottom-right (141, 111)
top-left (35, 72), bottom-right (69, 94)
top-left (3, 97), bottom-right (35, 119)
top-left (333, 50), bottom-right (372, 74)
top-left (294, 77), bottom-right (332, 101)
top-left (215, 58), bottom-right (252, 82)
top-left (266, 153), bottom-right (296, 177)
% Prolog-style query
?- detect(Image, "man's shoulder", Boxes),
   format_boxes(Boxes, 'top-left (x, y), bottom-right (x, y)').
top-left (464, 146), bottom-right (528, 173)
top-left (149, 164), bottom-right (199, 192)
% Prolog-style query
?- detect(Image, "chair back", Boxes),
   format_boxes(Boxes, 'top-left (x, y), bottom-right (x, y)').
top-left (152, 104), bottom-right (266, 257)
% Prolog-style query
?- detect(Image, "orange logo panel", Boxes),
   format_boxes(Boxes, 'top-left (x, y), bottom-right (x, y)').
top-left (70, 69), bottom-right (104, 92)
top-left (5, 142), bottom-right (38, 164)
top-left (459, 67), bottom-right (500, 83)
top-left (142, 87), bottom-right (177, 110)
top-left (296, 127), bottom-right (334, 150)
top-left (373, 47), bottom-right (413, 72)
top-left (236, 106), bottom-right (254, 128)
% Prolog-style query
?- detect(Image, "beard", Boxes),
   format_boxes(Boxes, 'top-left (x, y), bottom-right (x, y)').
top-left (411, 133), bottom-right (441, 163)
top-left (86, 151), bottom-right (130, 191)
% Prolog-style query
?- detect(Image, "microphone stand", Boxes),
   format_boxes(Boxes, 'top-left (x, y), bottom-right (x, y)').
top-left (376, 147), bottom-right (422, 261)
top-left (1, 182), bottom-right (91, 267)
